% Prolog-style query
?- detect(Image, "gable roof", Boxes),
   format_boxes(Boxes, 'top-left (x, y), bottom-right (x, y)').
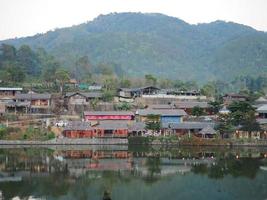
top-left (255, 97), bottom-right (267, 103)
top-left (148, 104), bottom-right (174, 109)
top-left (119, 86), bottom-right (160, 92)
top-left (257, 105), bottom-right (267, 113)
top-left (15, 93), bottom-right (51, 100)
top-left (162, 122), bottom-right (215, 129)
top-left (64, 121), bottom-right (94, 131)
top-left (94, 121), bottom-right (129, 130)
top-left (128, 122), bottom-right (146, 132)
top-left (136, 109), bottom-right (187, 116)
top-left (65, 92), bottom-right (102, 98)
top-left (199, 126), bottom-right (216, 135)
top-left (174, 101), bottom-right (210, 109)
top-left (84, 111), bottom-right (134, 116)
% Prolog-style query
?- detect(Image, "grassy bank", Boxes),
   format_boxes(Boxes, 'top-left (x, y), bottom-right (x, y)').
top-left (0, 126), bottom-right (55, 141)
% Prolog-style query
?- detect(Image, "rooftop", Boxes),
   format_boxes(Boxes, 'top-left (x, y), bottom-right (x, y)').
top-left (257, 104), bottom-right (267, 113)
top-left (65, 92), bottom-right (102, 98)
top-left (84, 111), bottom-right (134, 116)
top-left (0, 87), bottom-right (23, 91)
top-left (162, 122), bottom-right (215, 129)
top-left (94, 121), bottom-right (129, 130)
top-left (64, 121), bottom-right (94, 131)
top-left (15, 93), bottom-right (51, 100)
top-left (136, 109), bottom-right (187, 116)
top-left (199, 126), bottom-right (216, 135)
top-left (148, 104), bottom-right (175, 109)
top-left (174, 101), bottom-right (210, 109)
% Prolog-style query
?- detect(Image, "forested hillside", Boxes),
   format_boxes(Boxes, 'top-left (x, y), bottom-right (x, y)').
top-left (1, 12), bottom-right (267, 82)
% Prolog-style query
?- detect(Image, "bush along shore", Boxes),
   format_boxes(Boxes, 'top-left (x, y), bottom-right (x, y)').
top-left (128, 136), bottom-right (267, 147)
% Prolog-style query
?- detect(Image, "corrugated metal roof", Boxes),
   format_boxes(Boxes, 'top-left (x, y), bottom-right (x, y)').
top-left (0, 87), bottom-right (23, 91)
top-left (162, 122), bottom-right (215, 129)
top-left (64, 121), bottom-right (94, 131)
top-left (148, 104), bottom-right (174, 109)
top-left (136, 109), bottom-right (187, 116)
top-left (65, 92), bottom-right (103, 98)
top-left (257, 105), bottom-right (267, 113)
top-left (199, 126), bottom-right (216, 135)
top-left (128, 122), bottom-right (146, 131)
top-left (84, 111), bottom-right (134, 116)
top-left (174, 101), bottom-right (210, 109)
top-left (119, 86), bottom-right (160, 92)
top-left (15, 93), bottom-right (51, 100)
top-left (95, 121), bottom-right (128, 130)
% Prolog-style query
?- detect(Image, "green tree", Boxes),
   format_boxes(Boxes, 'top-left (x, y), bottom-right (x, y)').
top-left (201, 82), bottom-right (216, 97)
top-left (191, 106), bottom-right (205, 116)
top-left (145, 74), bottom-right (157, 86)
top-left (4, 62), bottom-right (25, 83)
top-left (102, 90), bottom-right (115, 102)
top-left (120, 78), bottom-right (131, 88)
top-left (145, 114), bottom-right (160, 132)
top-left (208, 100), bottom-right (223, 114)
top-left (116, 102), bottom-right (131, 111)
top-left (73, 56), bottom-right (92, 81)
top-left (16, 45), bottom-right (41, 76)
top-left (55, 69), bottom-right (70, 93)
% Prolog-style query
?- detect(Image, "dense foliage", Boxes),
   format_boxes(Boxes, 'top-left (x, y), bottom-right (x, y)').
top-left (2, 12), bottom-right (267, 82)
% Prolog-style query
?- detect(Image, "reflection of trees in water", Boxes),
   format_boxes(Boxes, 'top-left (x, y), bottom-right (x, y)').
top-left (192, 154), bottom-right (262, 179)
top-left (143, 156), bottom-right (161, 183)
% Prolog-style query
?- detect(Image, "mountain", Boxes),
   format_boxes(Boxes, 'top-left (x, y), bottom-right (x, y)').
top-left (2, 12), bottom-right (267, 82)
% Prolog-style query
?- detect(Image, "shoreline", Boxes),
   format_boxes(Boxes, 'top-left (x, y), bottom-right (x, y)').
top-left (1, 138), bottom-right (267, 147)
top-left (0, 138), bottom-right (128, 145)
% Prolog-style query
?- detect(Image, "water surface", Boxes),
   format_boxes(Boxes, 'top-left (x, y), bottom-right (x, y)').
top-left (0, 146), bottom-right (267, 200)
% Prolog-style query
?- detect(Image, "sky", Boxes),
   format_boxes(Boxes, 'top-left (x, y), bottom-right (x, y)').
top-left (0, 0), bottom-right (267, 40)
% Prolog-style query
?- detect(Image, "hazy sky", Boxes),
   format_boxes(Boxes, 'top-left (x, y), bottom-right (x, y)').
top-left (0, 0), bottom-right (267, 40)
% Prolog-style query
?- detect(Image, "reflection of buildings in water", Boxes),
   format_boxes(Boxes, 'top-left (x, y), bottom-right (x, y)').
top-left (260, 166), bottom-right (267, 171)
top-left (132, 157), bottom-right (214, 177)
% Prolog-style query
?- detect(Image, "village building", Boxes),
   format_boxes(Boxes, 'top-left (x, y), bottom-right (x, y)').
top-left (233, 130), bottom-right (267, 140)
top-left (0, 87), bottom-right (23, 103)
top-left (254, 97), bottom-right (267, 108)
top-left (256, 105), bottom-right (267, 124)
top-left (128, 122), bottom-right (146, 136)
top-left (162, 122), bottom-right (215, 138)
top-left (196, 126), bottom-right (217, 138)
top-left (65, 92), bottom-right (103, 105)
top-left (136, 109), bottom-right (187, 124)
top-left (94, 121), bottom-right (129, 138)
top-left (223, 93), bottom-right (248, 105)
top-left (173, 101), bottom-right (211, 114)
top-left (63, 121), bottom-right (99, 138)
top-left (118, 86), bottom-right (160, 101)
top-left (219, 106), bottom-right (230, 115)
top-left (84, 111), bottom-right (135, 122)
top-left (147, 104), bottom-right (175, 110)
top-left (15, 93), bottom-right (52, 113)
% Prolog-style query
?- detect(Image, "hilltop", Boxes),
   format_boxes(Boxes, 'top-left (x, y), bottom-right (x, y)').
top-left (2, 12), bottom-right (267, 81)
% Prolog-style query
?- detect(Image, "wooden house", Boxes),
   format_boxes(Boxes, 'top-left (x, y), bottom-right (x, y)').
top-left (0, 87), bottom-right (22, 103)
top-left (118, 86), bottom-right (160, 100)
top-left (94, 121), bottom-right (129, 138)
top-left (223, 93), bottom-right (248, 105)
top-left (63, 121), bottom-right (102, 138)
top-left (15, 93), bottom-right (52, 113)
top-left (84, 111), bottom-right (134, 121)
top-left (65, 92), bottom-right (103, 105)
top-left (162, 122), bottom-right (215, 138)
top-left (136, 109), bottom-right (187, 124)
top-left (173, 101), bottom-right (211, 115)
